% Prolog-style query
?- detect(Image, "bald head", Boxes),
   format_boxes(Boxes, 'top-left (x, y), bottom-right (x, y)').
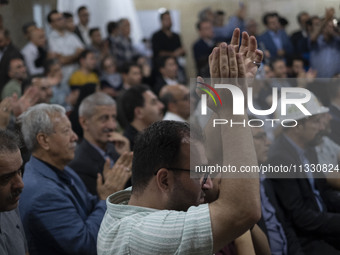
top-left (160, 84), bottom-right (190, 120)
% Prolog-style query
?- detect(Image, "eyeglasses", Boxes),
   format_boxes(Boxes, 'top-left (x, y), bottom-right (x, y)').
top-left (154, 167), bottom-right (210, 188)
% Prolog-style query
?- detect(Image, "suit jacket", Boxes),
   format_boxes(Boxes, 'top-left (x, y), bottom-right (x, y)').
top-left (68, 139), bottom-right (120, 195)
top-left (193, 38), bottom-right (214, 76)
top-left (329, 104), bottom-right (340, 146)
top-left (267, 135), bottom-right (340, 243)
top-left (0, 43), bottom-right (22, 93)
top-left (19, 156), bottom-right (106, 255)
top-left (259, 178), bottom-right (304, 255)
top-left (258, 30), bottom-right (293, 60)
top-left (74, 26), bottom-right (85, 45)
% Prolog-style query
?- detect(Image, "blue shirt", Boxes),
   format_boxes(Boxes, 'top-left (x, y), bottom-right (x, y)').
top-left (269, 31), bottom-right (283, 50)
top-left (19, 156), bottom-right (106, 255)
top-left (260, 176), bottom-right (288, 255)
top-left (310, 35), bottom-right (340, 78)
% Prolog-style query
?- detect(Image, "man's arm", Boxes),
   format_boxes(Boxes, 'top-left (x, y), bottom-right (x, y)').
top-left (202, 30), bottom-right (262, 253)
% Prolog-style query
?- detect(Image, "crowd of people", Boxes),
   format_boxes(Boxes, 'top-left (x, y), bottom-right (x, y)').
top-left (0, 3), bottom-right (340, 255)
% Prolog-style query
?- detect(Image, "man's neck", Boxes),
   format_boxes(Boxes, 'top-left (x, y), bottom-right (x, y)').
top-left (130, 120), bottom-right (147, 132)
top-left (80, 66), bottom-right (90, 75)
top-left (285, 132), bottom-right (306, 150)
top-left (54, 28), bottom-right (65, 36)
top-left (128, 184), bottom-right (166, 210)
top-left (32, 151), bottom-right (66, 171)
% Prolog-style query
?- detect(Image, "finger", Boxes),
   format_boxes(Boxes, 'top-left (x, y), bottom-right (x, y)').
top-left (237, 53), bottom-right (246, 78)
top-left (254, 49), bottom-right (264, 63)
top-left (239, 32), bottom-right (249, 55)
top-left (247, 36), bottom-right (257, 58)
top-left (96, 173), bottom-right (103, 188)
top-left (230, 28), bottom-right (240, 51)
top-left (228, 45), bottom-right (238, 78)
top-left (219, 43), bottom-right (229, 78)
top-left (209, 47), bottom-right (220, 78)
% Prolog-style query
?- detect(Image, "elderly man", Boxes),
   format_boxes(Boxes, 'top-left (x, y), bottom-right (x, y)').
top-left (97, 29), bottom-right (263, 254)
top-left (0, 130), bottom-right (27, 255)
top-left (268, 93), bottom-right (340, 254)
top-left (19, 103), bottom-right (131, 255)
top-left (69, 92), bottom-right (130, 195)
top-left (160, 84), bottom-right (190, 122)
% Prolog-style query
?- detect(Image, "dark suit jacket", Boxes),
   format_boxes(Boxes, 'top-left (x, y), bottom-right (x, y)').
top-left (329, 104), bottom-right (340, 146)
top-left (258, 30), bottom-right (293, 60)
top-left (259, 178), bottom-right (304, 255)
top-left (267, 135), bottom-right (340, 246)
top-left (192, 38), bottom-right (214, 76)
top-left (68, 139), bottom-right (120, 195)
top-left (0, 43), bottom-right (23, 93)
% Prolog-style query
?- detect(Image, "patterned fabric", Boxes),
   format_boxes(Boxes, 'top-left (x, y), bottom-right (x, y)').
top-left (97, 188), bottom-right (213, 255)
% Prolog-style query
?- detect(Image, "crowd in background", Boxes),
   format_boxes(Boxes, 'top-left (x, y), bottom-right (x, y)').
top-left (1, 3), bottom-right (340, 255)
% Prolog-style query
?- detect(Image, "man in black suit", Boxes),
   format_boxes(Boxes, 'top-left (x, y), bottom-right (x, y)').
top-left (0, 29), bottom-right (23, 94)
top-left (268, 93), bottom-right (340, 254)
top-left (68, 92), bottom-right (131, 195)
top-left (74, 6), bottom-right (90, 46)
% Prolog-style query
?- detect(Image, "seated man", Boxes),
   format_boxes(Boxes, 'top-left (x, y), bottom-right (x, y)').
top-left (119, 85), bottom-right (164, 150)
top-left (153, 56), bottom-right (179, 96)
top-left (19, 103), bottom-right (132, 255)
top-left (69, 92), bottom-right (131, 195)
top-left (97, 29), bottom-right (263, 254)
top-left (0, 129), bottom-right (27, 255)
top-left (160, 84), bottom-right (190, 122)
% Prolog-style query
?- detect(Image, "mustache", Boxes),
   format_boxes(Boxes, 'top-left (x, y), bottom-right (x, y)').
top-left (9, 188), bottom-right (22, 200)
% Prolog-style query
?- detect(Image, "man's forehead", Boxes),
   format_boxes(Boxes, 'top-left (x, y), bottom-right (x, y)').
top-left (94, 104), bottom-right (116, 114)
top-left (0, 150), bottom-right (22, 175)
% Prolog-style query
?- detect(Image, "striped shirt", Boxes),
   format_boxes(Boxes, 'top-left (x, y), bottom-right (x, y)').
top-left (97, 188), bottom-right (213, 255)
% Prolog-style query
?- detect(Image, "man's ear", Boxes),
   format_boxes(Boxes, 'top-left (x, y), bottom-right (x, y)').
top-left (79, 116), bottom-right (88, 131)
top-left (36, 133), bottom-right (50, 151)
top-left (134, 106), bottom-right (144, 120)
top-left (155, 168), bottom-right (173, 193)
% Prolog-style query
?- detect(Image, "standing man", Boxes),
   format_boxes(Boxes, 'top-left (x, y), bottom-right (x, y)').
top-left (19, 103), bottom-right (131, 255)
top-left (0, 130), bottom-right (27, 255)
top-left (75, 6), bottom-right (91, 46)
top-left (69, 92), bottom-right (131, 195)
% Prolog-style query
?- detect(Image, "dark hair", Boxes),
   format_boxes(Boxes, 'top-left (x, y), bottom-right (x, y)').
top-left (156, 56), bottom-right (175, 70)
top-left (119, 61), bottom-right (140, 74)
top-left (47, 10), bottom-right (58, 23)
top-left (269, 58), bottom-right (285, 69)
top-left (78, 49), bottom-right (94, 64)
top-left (215, 10), bottom-right (225, 16)
top-left (43, 58), bottom-right (60, 76)
top-left (262, 12), bottom-right (279, 26)
top-left (279, 16), bottom-right (288, 27)
top-left (89, 27), bottom-right (100, 37)
top-left (63, 12), bottom-right (73, 19)
top-left (131, 121), bottom-right (190, 192)
top-left (297, 11), bottom-right (308, 24)
top-left (77, 6), bottom-right (87, 14)
top-left (0, 129), bottom-right (20, 153)
top-left (120, 85), bottom-right (149, 123)
top-left (22, 21), bottom-right (36, 35)
top-left (107, 21), bottom-right (118, 35)
top-left (160, 10), bottom-right (170, 21)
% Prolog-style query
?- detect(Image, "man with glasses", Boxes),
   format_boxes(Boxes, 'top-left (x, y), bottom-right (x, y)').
top-left (98, 29), bottom-right (263, 254)
top-left (268, 93), bottom-right (340, 254)
top-left (0, 129), bottom-right (27, 255)
top-left (160, 84), bottom-right (191, 122)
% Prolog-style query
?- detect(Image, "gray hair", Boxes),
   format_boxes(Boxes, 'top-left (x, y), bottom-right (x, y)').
top-left (78, 92), bottom-right (116, 118)
top-left (19, 103), bottom-right (65, 151)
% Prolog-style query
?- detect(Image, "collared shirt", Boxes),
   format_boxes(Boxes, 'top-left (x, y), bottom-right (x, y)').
top-left (97, 188), bottom-right (213, 255)
top-left (260, 176), bottom-right (288, 255)
top-left (269, 30), bottom-right (283, 50)
top-left (163, 111), bottom-right (187, 122)
top-left (284, 135), bottom-right (324, 211)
